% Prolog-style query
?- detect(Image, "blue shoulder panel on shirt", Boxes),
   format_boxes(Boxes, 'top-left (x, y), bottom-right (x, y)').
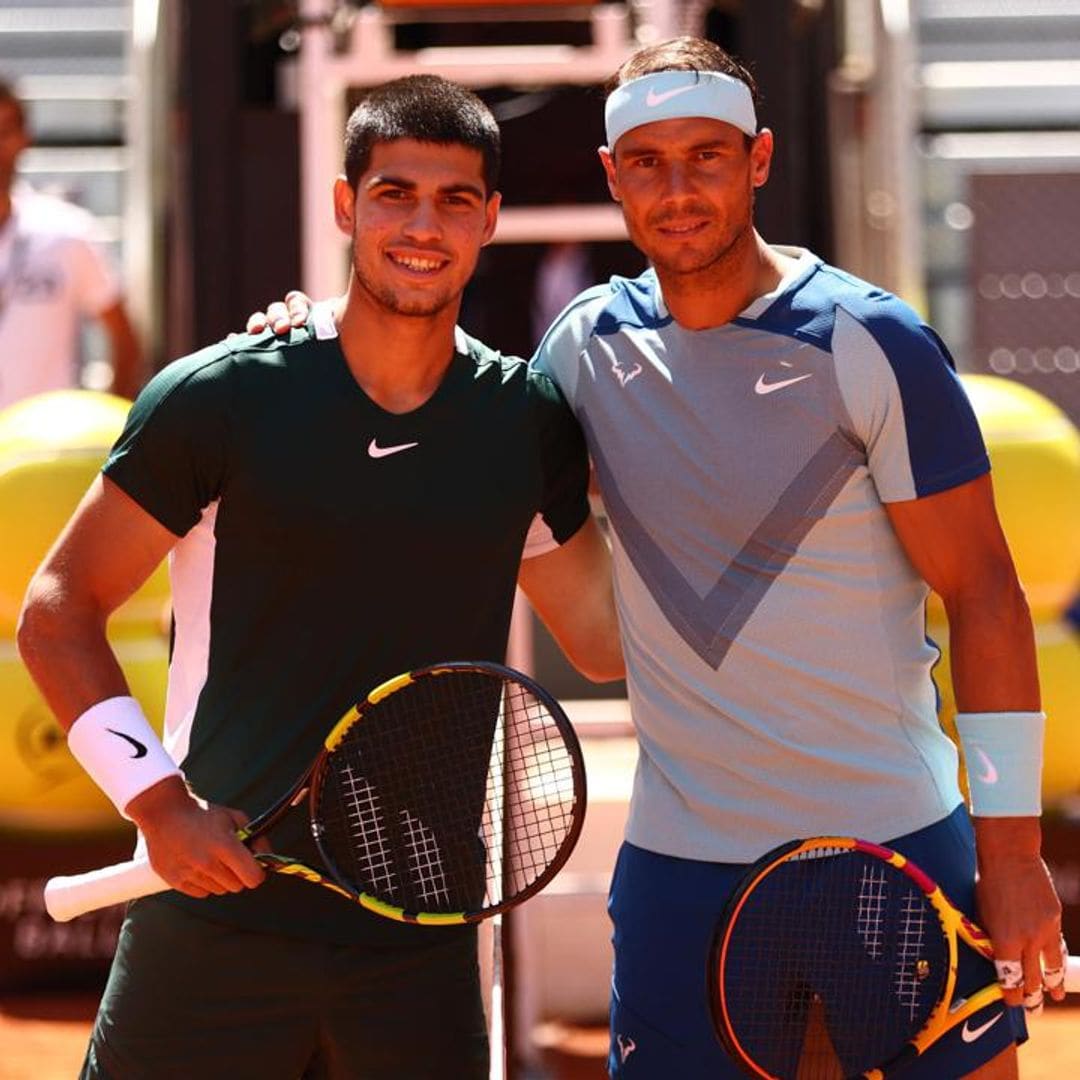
top-left (592, 271), bottom-right (673, 336)
top-left (821, 268), bottom-right (987, 498)
top-left (732, 267), bottom-right (840, 351)
top-left (746, 262), bottom-right (988, 499)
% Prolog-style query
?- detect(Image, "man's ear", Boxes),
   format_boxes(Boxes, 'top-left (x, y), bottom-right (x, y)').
top-left (332, 176), bottom-right (355, 236)
top-left (480, 190), bottom-right (501, 247)
top-left (750, 129), bottom-right (774, 189)
top-left (598, 146), bottom-right (620, 203)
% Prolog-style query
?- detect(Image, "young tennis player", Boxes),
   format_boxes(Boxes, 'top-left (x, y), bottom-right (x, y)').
top-left (260, 39), bottom-right (1066, 1080)
top-left (17, 76), bottom-right (621, 1078)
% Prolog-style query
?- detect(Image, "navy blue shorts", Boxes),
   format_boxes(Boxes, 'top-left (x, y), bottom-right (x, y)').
top-left (607, 805), bottom-right (1026, 1078)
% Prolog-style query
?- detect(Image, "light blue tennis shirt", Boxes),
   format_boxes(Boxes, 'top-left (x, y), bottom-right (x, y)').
top-left (532, 248), bottom-right (991, 862)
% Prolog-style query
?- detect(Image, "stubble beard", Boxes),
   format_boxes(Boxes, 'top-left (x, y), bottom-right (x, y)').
top-left (650, 212), bottom-right (753, 283)
top-left (352, 249), bottom-right (458, 319)
top-left (640, 186), bottom-right (757, 284)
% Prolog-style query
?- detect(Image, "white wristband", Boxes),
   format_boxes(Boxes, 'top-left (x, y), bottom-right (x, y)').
top-left (955, 711), bottom-right (1045, 817)
top-left (66, 696), bottom-right (180, 819)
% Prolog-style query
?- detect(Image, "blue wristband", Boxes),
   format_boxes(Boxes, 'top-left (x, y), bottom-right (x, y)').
top-left (955, 711), bottom-right (1045, 817)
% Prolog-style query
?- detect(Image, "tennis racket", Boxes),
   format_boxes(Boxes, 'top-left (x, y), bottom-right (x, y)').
top-left (710, 836), bottom-right (1080, 1079)
top-left (44, 661), bottom-right (586, 926)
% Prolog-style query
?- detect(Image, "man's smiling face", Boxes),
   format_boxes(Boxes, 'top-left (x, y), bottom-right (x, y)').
top-left (601, 116), bottom-right (771, 280)
top-left (336, 137), bottom-right (499, 318)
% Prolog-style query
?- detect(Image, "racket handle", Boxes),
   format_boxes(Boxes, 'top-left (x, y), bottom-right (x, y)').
top-left (1065, 956), bottom-right (1080, 994)
top-left (43, 858), bottom-right (168, 922)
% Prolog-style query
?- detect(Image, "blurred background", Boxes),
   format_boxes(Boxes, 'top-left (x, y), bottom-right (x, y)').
top-left (0, 1), bottom-right (1078, 1077)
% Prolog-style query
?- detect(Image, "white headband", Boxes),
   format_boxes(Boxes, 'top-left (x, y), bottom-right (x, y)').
top-left (604, 70), bottom-right (758, 147)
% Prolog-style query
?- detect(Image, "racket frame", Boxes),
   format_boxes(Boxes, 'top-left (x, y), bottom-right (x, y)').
top-left (709, 836), bottom-right (1004, 1080)
top-left (303, 661), bottom-right (587, 926)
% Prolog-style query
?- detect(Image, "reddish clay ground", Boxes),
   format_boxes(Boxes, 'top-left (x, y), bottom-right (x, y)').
top-left (1, 995), bottom-right (1078, 1079)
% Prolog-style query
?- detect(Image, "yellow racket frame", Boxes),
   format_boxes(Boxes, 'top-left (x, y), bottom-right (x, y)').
top-left (713, 836), bottom-right (1003, 1080)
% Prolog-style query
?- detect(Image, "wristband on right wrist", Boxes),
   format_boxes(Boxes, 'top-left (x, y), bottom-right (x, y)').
top-left (66, 696), bottom-right (180, 820)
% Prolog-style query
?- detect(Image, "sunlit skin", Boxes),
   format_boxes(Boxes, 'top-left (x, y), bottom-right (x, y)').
top-left (600, 115), bottom-right (795, 330)
top-left (330, 137), bottom-right (499, 412)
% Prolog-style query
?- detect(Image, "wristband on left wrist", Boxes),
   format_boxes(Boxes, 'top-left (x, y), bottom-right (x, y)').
top-left (955, 710), bottom-right (1045, 818)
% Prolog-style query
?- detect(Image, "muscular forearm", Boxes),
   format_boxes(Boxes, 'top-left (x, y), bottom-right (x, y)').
top-left (947, 580), bottom-right (1061, 1007)
top-left (942, 574), bottom-right (1040, 713)
top-left (16, 572), bottom-right (131, 729)
top-left (19, 575), bottom-right (264, 897)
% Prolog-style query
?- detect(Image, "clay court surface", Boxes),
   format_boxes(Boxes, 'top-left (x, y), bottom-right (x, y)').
top-left (1, 995), bottom-right (1078, 1080)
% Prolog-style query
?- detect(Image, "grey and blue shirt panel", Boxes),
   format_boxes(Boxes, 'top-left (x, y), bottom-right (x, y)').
top-left (533, 249), bottom-right (989, 861)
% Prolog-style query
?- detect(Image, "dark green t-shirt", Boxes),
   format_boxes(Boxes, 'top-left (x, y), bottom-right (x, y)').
top-left (104, 316), bottom-right (590, 944)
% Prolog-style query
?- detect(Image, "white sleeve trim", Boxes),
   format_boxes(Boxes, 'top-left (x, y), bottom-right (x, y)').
top-left (521, 512), bottom-right (559, 559)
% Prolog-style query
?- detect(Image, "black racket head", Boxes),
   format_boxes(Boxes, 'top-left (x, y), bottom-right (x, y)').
top-left (309, 661), bottom-right (586, 924)
top-left (709, 838), bottom-right (951, 1079)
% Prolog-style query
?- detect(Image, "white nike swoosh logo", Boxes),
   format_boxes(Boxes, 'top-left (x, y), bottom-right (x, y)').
top-left (754, 373), bottom-right (813, 395)
top-left (645, 85), bottom-right (698, 108)
top-left (367, 438), bottom-right (419, 459)
top-left (974, 747), bottom-right (999, 784)
top-left (961, 1011), bottom-right (1005, 1043)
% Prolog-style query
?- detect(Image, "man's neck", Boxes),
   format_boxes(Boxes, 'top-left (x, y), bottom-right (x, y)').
top-left (335, 284), bottom-right (461, 415)
top-left (656, 232), bottom-right (796, 331)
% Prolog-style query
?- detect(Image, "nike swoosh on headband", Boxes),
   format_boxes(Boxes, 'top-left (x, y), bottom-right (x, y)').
top-left (645, 85), bottom-right (698, 108)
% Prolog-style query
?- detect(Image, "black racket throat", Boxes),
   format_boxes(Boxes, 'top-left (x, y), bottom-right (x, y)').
top-left (306, 662), bottom-right (586, 922)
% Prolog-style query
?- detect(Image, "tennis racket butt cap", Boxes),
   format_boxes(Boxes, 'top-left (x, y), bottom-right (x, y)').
top-left (1064, 955), bottom-right (1080, 994)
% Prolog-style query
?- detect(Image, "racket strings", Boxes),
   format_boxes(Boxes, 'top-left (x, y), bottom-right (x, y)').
top-left (400, 808), bottom-right (451, 906)
top-left (895, 891), bottom-right (929, 1021)
top-left (717, 849), bottom-right (949, 1078)
top-left (495, 680), bottom-right (579, 896)
top-left (314, 670), bottom-right (580, 916)
top-left (856, 862), bottom-right (888, 960)
top-left (336, 766), bottom-right (398, 898)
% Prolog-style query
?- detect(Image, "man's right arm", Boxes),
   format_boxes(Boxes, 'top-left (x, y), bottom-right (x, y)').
top-left (17, 475), bottom-right (265, 897)
top-left (518, 515), bottom-right (623, 683)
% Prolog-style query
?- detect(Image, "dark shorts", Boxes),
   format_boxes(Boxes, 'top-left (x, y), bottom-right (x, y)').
top-left (607, 805), bottom-right (1026, 1078)
top-left (80, 897), bottom-right (488, 1080)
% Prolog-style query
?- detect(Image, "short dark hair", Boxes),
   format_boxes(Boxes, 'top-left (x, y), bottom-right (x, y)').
top-left (0, 78), bottom-right (26, 130)
top-left (607, 36), bottom-right (761, 112)
top-left (344, 75), bottom-right (500, 194)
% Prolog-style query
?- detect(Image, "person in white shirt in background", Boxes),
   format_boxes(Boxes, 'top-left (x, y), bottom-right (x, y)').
top-left (0, 77), bottom-right (142, 409)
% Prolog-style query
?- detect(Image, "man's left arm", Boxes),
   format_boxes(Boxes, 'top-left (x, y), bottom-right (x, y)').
top-left (95, 299), bottom-right (143, 399)
top-left (886, 473), bottom-right (1065, 1007)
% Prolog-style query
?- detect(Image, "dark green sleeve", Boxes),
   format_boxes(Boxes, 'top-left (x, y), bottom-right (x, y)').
top-left (103, 344), bottom-right (234, 537)
top-left (528, 368), bottom-right (591, 545)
